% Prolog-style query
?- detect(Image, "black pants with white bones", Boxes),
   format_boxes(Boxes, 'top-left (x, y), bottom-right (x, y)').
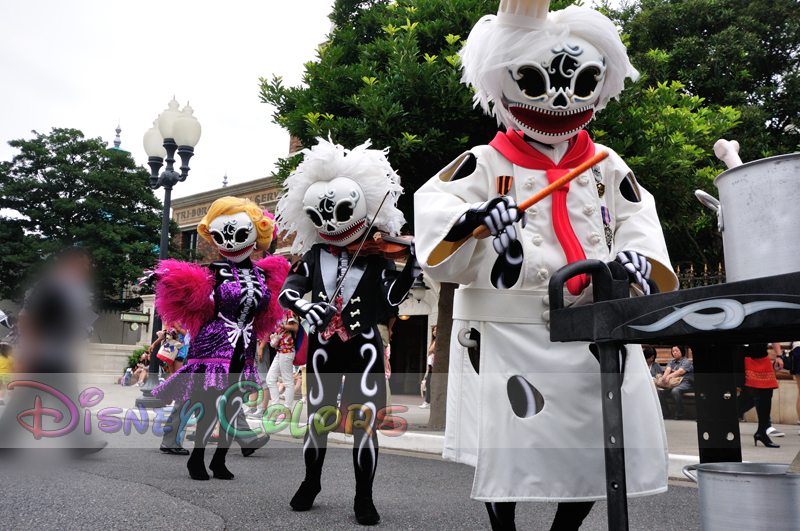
top-left (302, 327), bottom-right (386, 501)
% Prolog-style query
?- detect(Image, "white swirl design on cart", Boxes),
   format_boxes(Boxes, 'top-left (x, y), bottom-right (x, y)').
top-left (629, 300), bottom-right (800, 332)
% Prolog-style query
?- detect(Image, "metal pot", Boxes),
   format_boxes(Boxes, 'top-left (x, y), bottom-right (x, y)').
top-left (683, 463), bottom-right (800, 531)
top-left (695, 153), bottom-right (800, 282)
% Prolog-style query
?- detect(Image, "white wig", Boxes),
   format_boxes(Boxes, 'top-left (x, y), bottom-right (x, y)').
top-left (276, 137), bottom-right (406, 255)
top-left (459, 5), bottom-right (639, 128)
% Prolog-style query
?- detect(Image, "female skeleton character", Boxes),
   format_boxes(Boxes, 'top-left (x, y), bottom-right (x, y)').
top-left (414, 2), bottom-right (678, 530)
top-left (276, 138), bottom-right (420, 525)
top-left (151, 197), bottom-right (288, 481)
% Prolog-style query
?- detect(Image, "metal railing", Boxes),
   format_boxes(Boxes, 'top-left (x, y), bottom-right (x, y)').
top-left (676, 263), bottom-right (726, 290)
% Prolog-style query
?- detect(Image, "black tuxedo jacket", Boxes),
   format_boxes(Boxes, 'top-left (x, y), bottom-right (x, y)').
top-left (280, 244), bottom-right (414, 336)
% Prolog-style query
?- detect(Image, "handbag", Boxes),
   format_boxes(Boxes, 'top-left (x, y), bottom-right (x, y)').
top-left (157, 337), bottom-right (183, 365)
top-left (779, 348), bottom-right (795, 372)
top-left (655, 375), bottom-right (683, 390)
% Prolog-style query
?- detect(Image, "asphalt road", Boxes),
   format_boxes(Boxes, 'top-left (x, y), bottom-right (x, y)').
top-left (0, 432), bottom-right (702, 531)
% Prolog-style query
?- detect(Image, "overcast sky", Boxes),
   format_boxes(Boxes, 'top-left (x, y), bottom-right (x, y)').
top-left (0, 0), bottom-right (335, 200)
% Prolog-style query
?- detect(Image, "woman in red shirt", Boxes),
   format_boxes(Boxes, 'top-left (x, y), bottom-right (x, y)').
top-left (738, 343), bottom-right (783, 448)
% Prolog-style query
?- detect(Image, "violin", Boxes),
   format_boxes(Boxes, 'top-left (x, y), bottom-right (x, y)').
top-left (345, 231), bottom-right (413, 259)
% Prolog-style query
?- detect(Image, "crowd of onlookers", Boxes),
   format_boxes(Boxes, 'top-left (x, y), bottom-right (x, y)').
top-left (645, 342), bottom-right (800, 446)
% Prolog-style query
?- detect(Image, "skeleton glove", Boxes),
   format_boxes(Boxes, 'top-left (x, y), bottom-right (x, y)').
top-left (616, 251), bottom-right (652, 296)
top-left (297, 300), bottom-right (335, 330)
top-left (446, 197), bottom-right (527, 256)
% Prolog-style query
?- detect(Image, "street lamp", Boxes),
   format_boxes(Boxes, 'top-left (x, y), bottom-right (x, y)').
top-left (410, 276), bottom-right (429, 302)
top-left (136, 98), bottom-right (201, 408)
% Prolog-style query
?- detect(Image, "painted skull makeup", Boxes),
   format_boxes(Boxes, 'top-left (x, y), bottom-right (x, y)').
top-left (302, 176), bottom-right (369, 247)
top-left (208, 211), bottom-right (258, 263)
top-left (501, 37), bottom-right (606, 144)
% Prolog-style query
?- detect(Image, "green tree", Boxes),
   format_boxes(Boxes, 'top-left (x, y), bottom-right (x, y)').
top-left (260, 0), bottom-right (746, 425)
top-left (0, 127), bottom-right (175, 309)
top-left (588, 79), bottom-right (740, 266)
top-left (261, 0), bottom-right (740, 266)
top-left (614, 0), bottom-right (800, 161)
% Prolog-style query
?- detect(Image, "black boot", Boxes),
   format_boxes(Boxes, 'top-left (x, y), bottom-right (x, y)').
top-left (550, 501), bottom-right (595, 531)
top-left (187, 447), bottom-right (209, 480)
top-left (209, 448), bottom-right (234, 479)
top-left (353, 447), bottom-right (380, 525)
top-left (486, 502), bottom-right (516, 531)
top-left (290, 447), bottom-right (326, 511)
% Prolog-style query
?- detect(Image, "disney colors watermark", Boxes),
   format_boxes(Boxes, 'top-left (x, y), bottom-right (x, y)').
top-left (8, 380), bottom-right (409, 441)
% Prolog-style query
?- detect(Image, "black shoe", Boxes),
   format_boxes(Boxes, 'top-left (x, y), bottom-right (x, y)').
top-left (354, 496), bottom-right (381, 526)
top-left (187, 457), bottom-right (210, 480)
top-left (241, 434), bottom-right (270, 457)
top-left (754, 432), bottom-right (780, 448)
top-left (161, 445), bottom-right (190, 456)
top-left (209, 460), bottom-right (234, 480)
top-left (290, 481), bottom-right (321, 511)
top-left (674, 416), bottom-right (684, 421)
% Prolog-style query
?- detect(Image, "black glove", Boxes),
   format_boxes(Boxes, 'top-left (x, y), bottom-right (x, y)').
top-left (295, 300), bottom-right (336, 331)
top-left (616, 251), bottom-right (653, 295)
top-left (445, 197), bottom-right (527, 256)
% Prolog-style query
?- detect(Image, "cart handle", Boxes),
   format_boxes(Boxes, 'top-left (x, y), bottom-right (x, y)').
top-left (548, 259), bottom-right (659, 311)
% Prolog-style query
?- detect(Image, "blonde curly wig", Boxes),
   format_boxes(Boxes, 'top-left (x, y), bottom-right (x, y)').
top-left (198, 196), bottom-right (275, 251)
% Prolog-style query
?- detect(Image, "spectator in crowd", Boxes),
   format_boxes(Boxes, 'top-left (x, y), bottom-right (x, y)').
top-left (738, 343), bottom-right (783, 447)
top-left (657, 346), bottom-right (694, 420)
top-left (0, 246), bottom-right (106, 453)
top-left (0, 342), bottom-right (14, 406)
top-left (644, 347), bottom-right (663, 380)
top-left (265, 311), bottom-right (298, 416)
top-left (277, 369), bottom-right (304, 405)
top-left (132, 352), bottom-right (150, 386)
top-left (420, 325), bottom-right (436, 409)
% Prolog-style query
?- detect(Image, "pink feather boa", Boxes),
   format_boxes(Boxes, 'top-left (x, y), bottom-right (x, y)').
top-left (254, 255), bottom-right (291, 341)
top-left (153, 259), bottom-right (214, 338)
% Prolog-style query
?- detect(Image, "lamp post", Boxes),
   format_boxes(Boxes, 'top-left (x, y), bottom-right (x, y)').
top-left (136, 98), bottom-right (202, 408)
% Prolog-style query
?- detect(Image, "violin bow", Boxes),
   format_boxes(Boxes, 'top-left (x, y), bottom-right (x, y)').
top-left (329, 191), bottom-right (391, 304)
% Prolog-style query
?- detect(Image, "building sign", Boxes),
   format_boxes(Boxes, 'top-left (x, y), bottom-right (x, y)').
top-left (173, 189), bottom-right (282, 226)
top-left (120, 312), bottom-right (151, 323)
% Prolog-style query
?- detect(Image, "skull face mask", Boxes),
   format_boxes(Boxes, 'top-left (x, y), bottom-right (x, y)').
top-left (501, 37), bottom-right (606, 144)
top-left (208, 211), bottom-right (258, 263)
top-left (302, 176), bottom-right (368, 247)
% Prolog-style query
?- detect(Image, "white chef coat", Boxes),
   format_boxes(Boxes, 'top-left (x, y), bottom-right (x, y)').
top-left (414, 137), bottom-right (678, 502)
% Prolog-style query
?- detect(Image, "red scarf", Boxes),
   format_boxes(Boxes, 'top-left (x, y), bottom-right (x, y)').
top-left (490, 129), bottom-right (596, 296)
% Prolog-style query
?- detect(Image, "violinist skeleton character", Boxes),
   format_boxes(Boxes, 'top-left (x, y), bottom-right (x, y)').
top-left (414, 1), bottom-right (678, 529)
top-left (276, 138), bottom-right (420, 526)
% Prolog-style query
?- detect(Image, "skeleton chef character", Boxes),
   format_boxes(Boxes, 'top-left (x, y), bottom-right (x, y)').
top-left (414, 2), bottom-right (678, 530)
top-left (276, 138), bottom-right (420, 526)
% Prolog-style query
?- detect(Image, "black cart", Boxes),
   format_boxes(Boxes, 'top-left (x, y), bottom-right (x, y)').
top-left (548, 260), bottom-right (800, 531)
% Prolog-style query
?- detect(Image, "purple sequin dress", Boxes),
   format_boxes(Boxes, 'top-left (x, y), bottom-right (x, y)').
top-left (152, 264), bottom-right (271, 404)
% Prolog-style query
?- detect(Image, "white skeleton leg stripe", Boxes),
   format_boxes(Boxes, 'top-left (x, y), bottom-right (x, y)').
top-left (356, 400), bottom-right (378, 477)
top-left (309, 349), bottom-right (328, 406)
top-left (359, 343), bottom-right (379, 397)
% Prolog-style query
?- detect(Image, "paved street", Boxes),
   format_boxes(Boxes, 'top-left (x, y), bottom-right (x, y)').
top-left (4, 383), bottom-right (799, 530)
top-left (0, 436), bottom-right (702, 531)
